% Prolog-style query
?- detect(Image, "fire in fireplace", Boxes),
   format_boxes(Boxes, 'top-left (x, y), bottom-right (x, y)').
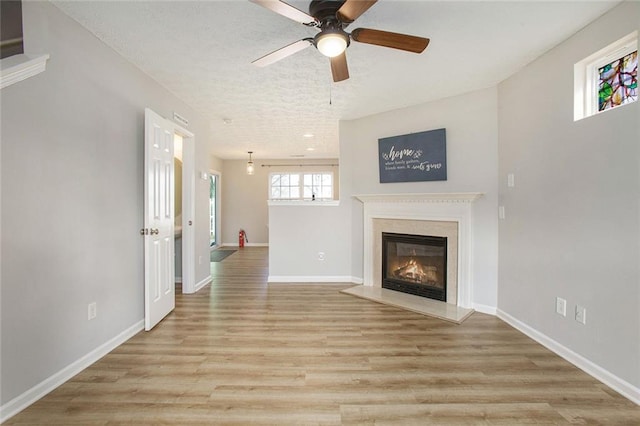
top-left (382, 232), bottom-right (447, 301)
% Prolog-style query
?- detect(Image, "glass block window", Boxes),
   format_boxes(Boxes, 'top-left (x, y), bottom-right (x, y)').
top-left (269, 172), bottom-right (334, 200)
top-left (598, 50), bottom-right (637, 112)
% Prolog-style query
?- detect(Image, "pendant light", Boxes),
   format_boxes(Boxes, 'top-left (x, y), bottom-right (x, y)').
top-left (246, 151), bottom-right (255, 175)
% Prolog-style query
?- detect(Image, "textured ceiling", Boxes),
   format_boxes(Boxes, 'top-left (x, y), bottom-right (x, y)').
top-left (51, 0), bottom-right (619, 160)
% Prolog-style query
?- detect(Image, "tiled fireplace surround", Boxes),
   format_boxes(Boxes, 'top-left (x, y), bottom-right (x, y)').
top-left (355, 193), bottom-right (483, 309)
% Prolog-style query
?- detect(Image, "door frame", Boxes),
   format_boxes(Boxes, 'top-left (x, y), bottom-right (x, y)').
top-left (174, 125), bottom-right (196, 294)
top-left (209, 169), bottom-right (222, 251)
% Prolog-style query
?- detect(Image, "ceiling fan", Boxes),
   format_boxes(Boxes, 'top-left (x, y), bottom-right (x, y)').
top-left (250, 0), bottom-right (430, 82)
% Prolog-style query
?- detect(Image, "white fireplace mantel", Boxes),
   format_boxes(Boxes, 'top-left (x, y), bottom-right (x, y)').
top-left (355, 192), bottom-right (483, 309)
top-left (354, 193), bottom-right (483, 204)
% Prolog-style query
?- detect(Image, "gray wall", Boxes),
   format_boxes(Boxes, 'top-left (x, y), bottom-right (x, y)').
top-left (342, 87), bottom-right (500, 310)
top-left (1, 2), bottom-right (218, 404)
top-left (221, 158), bottom-right (339, 246)
top-left (221, 159), bottom-right (271, 246)
top-left (2, 0), bottom-right (638, 411)
top-left (267, 87), bottom-right (499, 307)
top-left (498, 1), bottom-right (639, 388)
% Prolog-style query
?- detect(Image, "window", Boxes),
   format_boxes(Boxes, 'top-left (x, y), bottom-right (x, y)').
top-left (270, 172), bottom-right (334, 200)
top-left (270, 173), bottom-right (300, 200)
top-left (574, 31), bottom-right (638, 120)
top-left (0, 1), bottom-right (49, 90)
top-left (303, 173), bottom-right (333, 200)
top-left (598, 50), bottom-right (637, 112)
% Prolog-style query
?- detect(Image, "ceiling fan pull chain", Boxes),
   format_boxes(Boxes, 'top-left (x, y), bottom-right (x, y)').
top-left (329, 83), bottom-right (332, 105)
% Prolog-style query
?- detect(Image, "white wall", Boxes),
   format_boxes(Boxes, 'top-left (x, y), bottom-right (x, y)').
top-left (268, 204), bottom-right (353, 280)
top-left (268, 88), bottom-right (499, 302)
top-left (210, 155), bottom-right (223, 172)
top-left (221, 158), bottom-right (339, 247)
top-left (221, 159), bottom-right (270, 245)
top-left (342, 87), bottom-right (500, 311)
top-left (498, 1), bottom-right (639, 391)
top-left (0, 1), bottom-right (218, 407)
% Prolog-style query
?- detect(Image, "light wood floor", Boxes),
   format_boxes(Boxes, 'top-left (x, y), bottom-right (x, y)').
top-left (7, 247), bottom-right (639, 425)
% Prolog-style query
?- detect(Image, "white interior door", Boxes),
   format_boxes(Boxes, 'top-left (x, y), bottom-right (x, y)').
top-left (144, 108), bottom-right (175, 331)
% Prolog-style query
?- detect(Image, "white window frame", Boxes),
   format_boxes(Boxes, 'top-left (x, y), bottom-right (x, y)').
top-left (269, 171), bottom-right (335, 201)
top-left (574, 31), bottom-right (638, 121)
top-left (269, 172), bottom-right (301, 200)
top-left (302, 172), bottom-right (334, 200)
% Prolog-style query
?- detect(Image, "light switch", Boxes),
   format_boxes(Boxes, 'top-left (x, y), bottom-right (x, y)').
top-left (556, 297), bottom-right (566, 317)
top-left (499, 206), bottom-right (506, 220)
top-left (507, 173), bottom-right (515, 188)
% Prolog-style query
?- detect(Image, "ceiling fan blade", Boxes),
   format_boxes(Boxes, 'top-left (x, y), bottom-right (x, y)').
top-left (252, 39), bottom-right (313, 67)
top-left (351, 28), bottom-right (429, 53)
top-left (337, 0), bottom-right (377, 24)
top-left (249, 0), bottom-right (318, 25)
top-left (330, 52), bottom-right (349, 82)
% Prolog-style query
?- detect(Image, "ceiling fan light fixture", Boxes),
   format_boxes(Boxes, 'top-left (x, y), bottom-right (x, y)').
top-left (315, 30), bottom-right (349, 58)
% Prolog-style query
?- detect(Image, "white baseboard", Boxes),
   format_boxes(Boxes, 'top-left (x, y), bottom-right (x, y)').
top-left (267, 275), bottom-right (356, 284)
top-left (497, 309), bottom-right (640, 406)
top-left (351, 276), bottom-right (364, 284)
top-left (223, 243), bottom-right (269, 247)
top-left (473, 303), bottom-right (496, 315)
top-left (194, 275), bottom-right (212, 292)
top-left (0, 320), bottom-right (144, 423)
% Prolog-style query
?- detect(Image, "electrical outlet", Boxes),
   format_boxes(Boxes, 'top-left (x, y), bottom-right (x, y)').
top-left (575, 305), bottom-right (587, 324)
top-left (555, 297), bottom-right (566, 317)
top-left (318, 252), bottom-right (325, 261)
top-left (88, 302), bottom-right (97, 320)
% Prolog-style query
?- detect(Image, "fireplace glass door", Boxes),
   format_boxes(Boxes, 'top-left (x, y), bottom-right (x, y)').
top-left (382, 232), bottom-right (447, 301)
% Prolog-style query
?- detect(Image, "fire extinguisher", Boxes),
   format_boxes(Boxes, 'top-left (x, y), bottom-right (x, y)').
top-left (238, 229), bottom-right (247, 248)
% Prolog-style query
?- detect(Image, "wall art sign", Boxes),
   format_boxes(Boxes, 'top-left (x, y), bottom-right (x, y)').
top-left (378, 128), bottom-right (447, 183)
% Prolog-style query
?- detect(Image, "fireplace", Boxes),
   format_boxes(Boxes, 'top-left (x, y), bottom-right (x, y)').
top-left (355, 192), bottom-right (483, 309)
top-left (382, 232), bottom-right (447, 301)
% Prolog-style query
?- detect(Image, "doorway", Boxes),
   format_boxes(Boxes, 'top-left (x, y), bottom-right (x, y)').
top-left (175, 126), bottom-right (196, 294)
top-left (143, 108), bottom-right (197, 332)
top-left (174, 134), bottom-right (184, 285)
top-left (209, 171), bottom-right (221, 250)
